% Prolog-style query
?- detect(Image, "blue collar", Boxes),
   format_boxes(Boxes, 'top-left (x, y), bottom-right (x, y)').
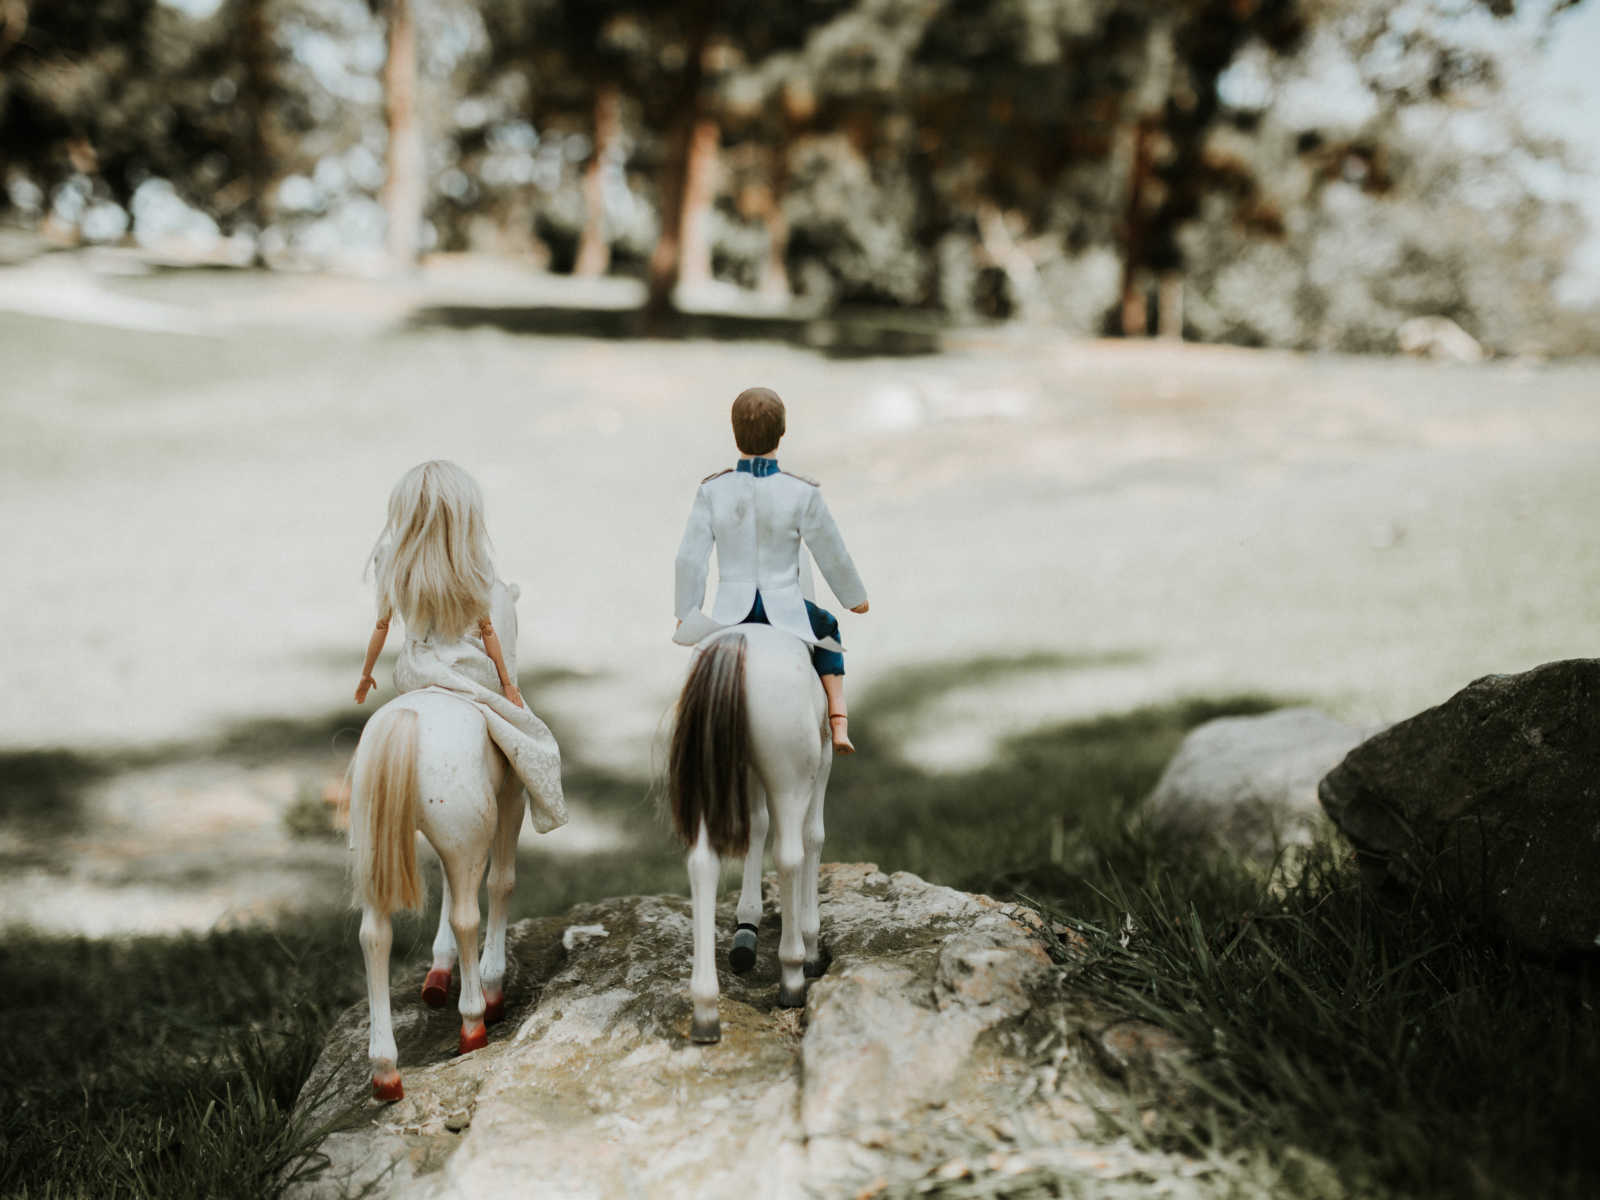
top-left (737, 457), bottom-right (780, 478)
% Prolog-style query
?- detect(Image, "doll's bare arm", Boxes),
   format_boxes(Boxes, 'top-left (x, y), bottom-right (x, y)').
top-left (479, 618), bottom-right (526, 708)
top-left (356, 615), bottom-right (391, 703)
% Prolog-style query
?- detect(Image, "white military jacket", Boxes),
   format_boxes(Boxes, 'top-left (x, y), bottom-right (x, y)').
top-left (673, 463), bottom-right (867, 650)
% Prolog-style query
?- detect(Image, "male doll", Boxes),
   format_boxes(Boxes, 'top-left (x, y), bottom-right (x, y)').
top-left (674, 386), bottom-right (869, 752)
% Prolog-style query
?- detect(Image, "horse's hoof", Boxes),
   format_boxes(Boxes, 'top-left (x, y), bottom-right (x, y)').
top-left (729, 924), bottom-right (759, 974)
top-left (777, 983), bottom-right (807, 1009)
top-left (459, 1022), bottom-right (488, 1054)
top-left (422, 968), bottom-right (452, 1009)
top-left (484, 993), bottom-right (505, 1025)
top-left (372, 1073), bottom-right (404, 1102)
top-left (690, 1017), bottom-right (722, 1044)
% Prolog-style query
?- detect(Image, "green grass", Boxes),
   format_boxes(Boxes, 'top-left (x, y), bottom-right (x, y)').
top-left (1009, 837), bottom-right (1600, 1200)
top-left (0, 917), bottom-right (360, 1198)
top-left (4, 678), bottom-right (1599, 1197)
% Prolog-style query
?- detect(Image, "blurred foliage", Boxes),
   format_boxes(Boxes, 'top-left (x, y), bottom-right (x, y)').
top-left (0, 0), bottom-right (1590, 351)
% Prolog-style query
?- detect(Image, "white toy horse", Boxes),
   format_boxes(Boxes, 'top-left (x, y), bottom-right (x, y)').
top-left (669, 623), bottom-right (833, 1042)
top-left (348, 596), bottom-right (528, 1102)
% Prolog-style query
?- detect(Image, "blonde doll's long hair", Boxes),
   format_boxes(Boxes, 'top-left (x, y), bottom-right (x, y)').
top-left (368, 460), bottom-right (495, 637)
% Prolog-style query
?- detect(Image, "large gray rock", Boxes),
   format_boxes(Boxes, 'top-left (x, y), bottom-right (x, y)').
top-left (1145, 708), bottom-right (1367, 861)
top-left (288, 865), bottom-right (1244, 1199)
top-left (1319, 659), bottom-right (1600, 957)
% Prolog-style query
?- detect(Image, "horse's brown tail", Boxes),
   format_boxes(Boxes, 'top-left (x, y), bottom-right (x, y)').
top-left (352, 706), bottom-right (424, 913)
top-left (669, 633), bottom-right (752, 858)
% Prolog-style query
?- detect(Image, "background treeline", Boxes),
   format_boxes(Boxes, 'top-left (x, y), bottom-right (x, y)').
top-left (0, 0), bottom-right (1591, 353)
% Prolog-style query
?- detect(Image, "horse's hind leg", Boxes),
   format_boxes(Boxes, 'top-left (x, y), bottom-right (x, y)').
top-left (422, 865), bottom-right (456, 1009)
top-left (774, 800), bottom-right (809, 1008)
top-left (729, 778), bottom-right (768, 974)
top-left (360, 903), bottom-right (403, 1101)
top-left (802, 753), bottom-right (831, 978)
top-left (481, 773), bottom-right (524, 1024)
top-left (441, 848), bottom-right (491, 1054)
top-left (688, 820), bottom-right (722, 1042)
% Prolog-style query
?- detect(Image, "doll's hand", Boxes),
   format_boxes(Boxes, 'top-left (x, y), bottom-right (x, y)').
top-left (356, 675), bottom-right (377, 704)
top-left (851, 601), bottom-right (870, 614)
top-left (506, 685), bottom-right (526, 709)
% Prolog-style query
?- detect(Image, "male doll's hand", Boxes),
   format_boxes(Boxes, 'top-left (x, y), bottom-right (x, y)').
top-left (851, 602), bottom-right (870, 614)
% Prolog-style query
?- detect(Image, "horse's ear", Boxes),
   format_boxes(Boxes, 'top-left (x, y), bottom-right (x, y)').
top-left (509, 583), bottom-right (521, 602)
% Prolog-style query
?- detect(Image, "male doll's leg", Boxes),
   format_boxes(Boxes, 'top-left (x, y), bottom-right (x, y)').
top-left (805, 601), bottom-right (854, 754)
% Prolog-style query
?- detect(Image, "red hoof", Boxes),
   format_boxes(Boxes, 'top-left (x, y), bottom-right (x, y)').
top-left (485, 994), bottom-right (505, 1025)
top-left (459, 1022), bottom-right (488, 1054)
top-left (372, 1074), bottom-right (404, 1102)
top-left (421, 968), bottom-right (452, 1009)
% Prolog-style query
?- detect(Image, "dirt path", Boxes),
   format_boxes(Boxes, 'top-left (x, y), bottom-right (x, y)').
top-left (5, 262), bottom-right (1598, 933)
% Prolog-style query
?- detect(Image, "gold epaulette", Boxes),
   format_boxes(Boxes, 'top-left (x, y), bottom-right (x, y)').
top-left (701, 468), bottom-right (734, 483)
top-left (781, 470), bottom-right (819, 486)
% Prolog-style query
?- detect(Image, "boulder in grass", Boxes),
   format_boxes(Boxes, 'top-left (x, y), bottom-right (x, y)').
top-left (1145, 708), bottom-right (1368, 862)
top-left (1318, 659), bottom-right (1600, 958)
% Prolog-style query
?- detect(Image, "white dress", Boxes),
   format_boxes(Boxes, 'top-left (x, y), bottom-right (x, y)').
top-left (391, 580), bottom-right (567, 833)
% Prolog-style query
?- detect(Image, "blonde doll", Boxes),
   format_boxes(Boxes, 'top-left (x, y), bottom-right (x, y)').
top-left (356, 460), bottom-right (566, 833)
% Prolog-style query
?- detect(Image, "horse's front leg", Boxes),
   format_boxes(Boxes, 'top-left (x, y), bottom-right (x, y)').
top-left (802, 752), bottom-right (831, 978)
top-left (482, 772), bottom-right (524, 1025)
top-left (422, 861), bottom-right (456, 1009)
top-left (688, 820), bottom-right (722, 1042)
top-left (729, 778), bottom-right (768, 974)
top-left (360, 904), bottom-right (403, 1101)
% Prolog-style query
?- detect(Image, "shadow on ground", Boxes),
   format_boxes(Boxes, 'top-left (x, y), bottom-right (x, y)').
top-left (0, 648), bottom-right (1229, 920)
top-left (0, 657), bottom-right (1290, 1197)
top-left (410, 303), bottom-right (944, 358)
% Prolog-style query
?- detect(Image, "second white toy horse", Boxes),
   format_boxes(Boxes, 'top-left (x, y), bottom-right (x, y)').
top-left (669, 623), bottom-right (834, 1042)
top-left (350, 686), bottom-right (526, 1099)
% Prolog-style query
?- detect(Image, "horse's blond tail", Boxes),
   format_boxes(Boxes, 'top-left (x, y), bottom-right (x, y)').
top-left (352, 707), bottom-right (424, 913)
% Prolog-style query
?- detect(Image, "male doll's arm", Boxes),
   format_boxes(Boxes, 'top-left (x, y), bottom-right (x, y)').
top-left (801, 488), bottom-right (867, 611)
top-left (674, 486), bottom-right (715, 618)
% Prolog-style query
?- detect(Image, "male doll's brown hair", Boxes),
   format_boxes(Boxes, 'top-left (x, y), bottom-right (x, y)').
top-left (731, 387), bottom-right (786, 455)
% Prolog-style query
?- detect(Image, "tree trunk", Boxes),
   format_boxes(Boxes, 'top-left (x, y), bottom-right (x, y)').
top-left (676, 114), bottom-right (719, 292)
top-left (382, 0), bottom-right (424, 271)
top-left (757, 138), bottom-right (791, 301)
top-left (1118, 116), bottom-right (1157, 337)
top-left (646, 11), bottom-right (712, 322)
top-left (1157, 270), bottom-right (1184, 340)
top-left (0, 0), bottom-right (30, 65)
top-left (574, 82), bottom-right (620, 277)
top-left (237, 0), bottom-right (272, 262)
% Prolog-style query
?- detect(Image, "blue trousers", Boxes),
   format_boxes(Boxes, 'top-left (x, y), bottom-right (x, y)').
top-left (742, 593), bottom-right (844, 677)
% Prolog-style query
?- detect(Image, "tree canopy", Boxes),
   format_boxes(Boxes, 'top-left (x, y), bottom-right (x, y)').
top-left (0, 0), bottom-right (1589, 352)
